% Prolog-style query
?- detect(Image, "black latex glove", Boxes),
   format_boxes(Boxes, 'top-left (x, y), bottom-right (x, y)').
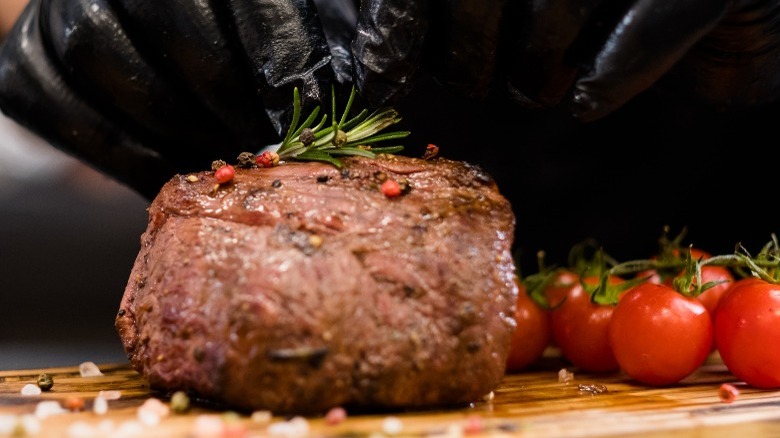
top-left (0, 0), bottom-right (356, 199)
top-left (3, 0), bottom-right (780, 201)
top-left (353, 0), bottom-right (780, 121)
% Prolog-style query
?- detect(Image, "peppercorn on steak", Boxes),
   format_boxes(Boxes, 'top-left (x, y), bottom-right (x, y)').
top-left (115, 154), bottom-right (518, 414)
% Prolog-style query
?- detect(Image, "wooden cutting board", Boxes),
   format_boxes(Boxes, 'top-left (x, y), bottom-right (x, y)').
top-left (1, 351), bottom-right (780, 437)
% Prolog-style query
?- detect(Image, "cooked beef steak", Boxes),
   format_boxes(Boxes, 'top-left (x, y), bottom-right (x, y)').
top-left (115, 154), bottom-right (518, 414)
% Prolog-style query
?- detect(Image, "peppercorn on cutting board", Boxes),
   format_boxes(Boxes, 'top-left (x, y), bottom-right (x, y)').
top-left (2, 352), bottom-right (780, 438)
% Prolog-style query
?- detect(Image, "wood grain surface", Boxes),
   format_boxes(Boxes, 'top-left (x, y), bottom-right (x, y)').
top-left (1, 352), bottom-right (780, 437)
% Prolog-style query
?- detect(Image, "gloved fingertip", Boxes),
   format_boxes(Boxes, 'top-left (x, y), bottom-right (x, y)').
top-left (567, 86), bottom-right (614, 123)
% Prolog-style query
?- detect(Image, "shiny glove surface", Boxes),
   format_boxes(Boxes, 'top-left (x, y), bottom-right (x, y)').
top-left (353, 0), bottom-right (780, 121)
top-left (0, 0), bottom-right (351, 199)
top-left (3, 0), bottom-right (780, 199)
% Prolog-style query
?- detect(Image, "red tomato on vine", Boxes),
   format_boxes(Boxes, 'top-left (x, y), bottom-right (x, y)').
top-left (608, 282), bottom-right (713, 386)
top-left (505, 281), bottom-right (551, 372)
top-left (550, 275), bottom-right (625, 373)
top-left (714, 277), bottom-right (780, 389)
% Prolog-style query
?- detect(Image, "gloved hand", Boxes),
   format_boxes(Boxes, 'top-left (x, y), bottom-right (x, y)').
top-left (353, 0), bottom-right (780, 122)
top-left (3, 0), bottom-right (780, 200)
top-left (0, 0), bottom-right (356, 199)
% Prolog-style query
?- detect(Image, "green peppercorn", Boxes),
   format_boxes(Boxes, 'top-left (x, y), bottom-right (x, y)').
top-left (37, 373), bottom-right (54, 391)
top-left (332, 129), bottom-right (347, 147)
top-left (170, 390), bottom-right (190, 414)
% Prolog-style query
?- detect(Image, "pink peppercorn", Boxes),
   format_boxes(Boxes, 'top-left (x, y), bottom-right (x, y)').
top-left (381, 179), bottom-right (401, 197)
top-left (215, 164), bottom-right (235, 184)
top-left (324, 406), bottom-right (347, 425)
top-left (718, 383), bottom-right (740, 403)
top-left (256, 151), bottom-right (280, 168)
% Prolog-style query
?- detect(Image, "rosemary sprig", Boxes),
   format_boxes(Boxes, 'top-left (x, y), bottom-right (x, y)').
top-left (274, 85), bottom-right (410, 167)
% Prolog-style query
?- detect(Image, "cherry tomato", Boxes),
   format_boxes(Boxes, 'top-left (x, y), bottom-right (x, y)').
top-left (550, 275), bottom-right (624, 373)
top-left (506, 282), bottom-right (551, 372)
top-left (714, 277), bottom-right (780, 389)
top-left (671, 265), bottom-right (734, 351)
top-left (609, 282), bottom-right (713, 386)
top-left (685, 266), bottom-right (734, 320)
top-left (542, 270), bottom-right (578, 348)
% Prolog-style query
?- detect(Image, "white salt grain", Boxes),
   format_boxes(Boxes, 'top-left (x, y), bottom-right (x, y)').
top-left (0, 415), bottom-right (17, 434)
top-left (97, 390), bottom-right (122, 400)
top-left (21, 383), bottom-right (42, 395)
top-left (191, 415), bottom-right (224, 438)
top-left (250, 410), bottom-right (273, 424)
top-left (558, 368), bottom-right (574, 384)
top-left (382, 416), bottom-right (403, 435)
top-left (93, 396), bottom-right (108, 415)
top-left (78, 361), bottom-right (104, 377)
top-left (267, 416), bottom-right (310, 438)
top-left (137, 397), bottom-right (170, 424)
top-left (35, 400), bottom-right (68, 419)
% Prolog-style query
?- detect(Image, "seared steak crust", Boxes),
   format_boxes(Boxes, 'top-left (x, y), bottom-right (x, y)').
top-left (116, 154), bottom-right (518, 414)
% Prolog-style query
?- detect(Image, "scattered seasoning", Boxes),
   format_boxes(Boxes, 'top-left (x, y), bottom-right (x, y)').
top-left (36, 373), bottom-right (53, 391)
top-left (215, 164), bottom-right (236, 184)
top-left (186, 174), bottom-right (200, 183)
top-left (558, 368), bottom-right (574, 384)
top-left (193, 346), bottom-right (205, 362)
top-left (138, 397), bottom-right (170, 426)
top-left (211, 159), bottom-right (227, 170)
top-left (332, 129), bottom-right (347, 146)
top-left (719, 383), bottom-right (740, 403)
top-left (21, 384), bottom-right (41, 396)
top-left (237, 151), bottom-right (256, 168)
top-left (257, 151), bottom-right (280, 168)
top-left (191, 415), bottom-right (225, 438)
top-left (63, 396), bottom-right (85, 412)
top-left (250, 410), bottom-right (273, 425)
top-left (272, 179), bottom-right (282, 188)
top-left (423, 143), bottom-right (439, 160)
top-left (300, 128), bottom-right (315, 146)
top-left (170, 390), bottom-right (191, 414)
top-left (381, 179), bottom-right (402, 198)
top-left (98, 390), bottom-right (122, 400)
top-left (309, 235), bottom-right (323, 249)
top-left (324, 407), bottom-right (347, 425)
top-left (578, 383), bottom-right (608, 395)
top-left (268, 416), bottom-right (310, 437)
top-left (34, 401), bottom-right (68, 419)
top-left (382, 416), bottom-right (403, 436)
top-left (463, 414), bottom-right (484, 434)
top-left (93, 395), bottom-right (109, 415)
top-left (316, 175), bottom-right (330, 183)
top-left (79, 361), bottom-right (104, 377)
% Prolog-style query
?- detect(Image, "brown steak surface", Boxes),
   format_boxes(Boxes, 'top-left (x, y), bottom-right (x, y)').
top-left (115, 154), bottom-right (518, 414)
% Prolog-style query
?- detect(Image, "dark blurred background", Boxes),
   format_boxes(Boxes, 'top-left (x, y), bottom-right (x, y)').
top-left (0, 115), bottom-right (149, 369)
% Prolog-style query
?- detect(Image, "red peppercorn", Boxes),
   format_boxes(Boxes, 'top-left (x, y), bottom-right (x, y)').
top-left (256, 151), bottom-right (280, 168)
top-left (215, 164), bottom-right (235, 184)
top-left (718, 383), bottom-right (740, 403)
top-left (64, 396), bottom-right (86, 412)
top-left (380, 179), bottom-right (402, 197)
top-left (423, 143), bottom-right (439, 160)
